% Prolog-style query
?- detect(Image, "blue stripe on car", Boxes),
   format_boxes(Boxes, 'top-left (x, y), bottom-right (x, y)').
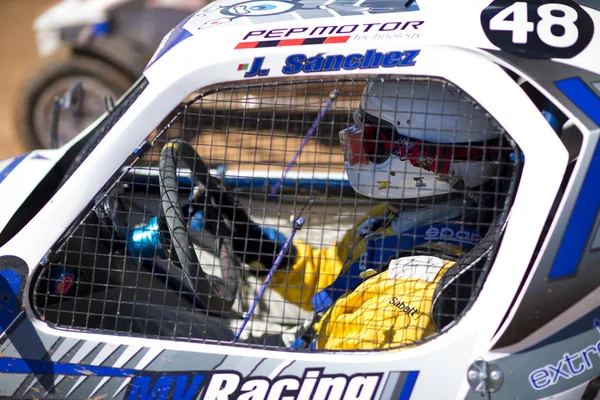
top-left (0, 357), bottom-right (136, 376)
top-left (146, 12), bottom-right (194, 70)
top-left (398, 371), bottom-right (419, 400)
top-left (0, 154), bottom-right (28, 185)
top-left (549, 78), bottom-right (600, 279)
top-left (0, 271), bottom-right (20, 333)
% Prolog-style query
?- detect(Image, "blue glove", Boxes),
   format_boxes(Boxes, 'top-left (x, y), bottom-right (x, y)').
top-left (254, 225), bottom-right (297, 271)
top-left (189, 206), bottom-right (296, 271)
top-left (261, 225), bottom-right (288, 248)
top-left (190, 210), bottom-right (204, 232)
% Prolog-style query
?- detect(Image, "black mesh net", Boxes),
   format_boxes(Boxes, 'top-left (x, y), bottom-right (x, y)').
top-left (33, 76), bottom-right (521, 351)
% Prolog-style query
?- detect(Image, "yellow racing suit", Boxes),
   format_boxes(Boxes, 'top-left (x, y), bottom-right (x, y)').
top-left (248, 199), bottom-right (481, 351)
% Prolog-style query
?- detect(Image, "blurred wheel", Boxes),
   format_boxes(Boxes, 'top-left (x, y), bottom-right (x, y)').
top-left (15, 56), bottom-right (133, 150)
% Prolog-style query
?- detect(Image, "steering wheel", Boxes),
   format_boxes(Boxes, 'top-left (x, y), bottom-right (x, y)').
top-left (94, 139), bottom-right (252, 314)
top-left (157, 139), bottom-right (249, 313)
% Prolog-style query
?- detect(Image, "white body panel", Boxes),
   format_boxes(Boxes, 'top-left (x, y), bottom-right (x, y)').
top-left (0, 0), bottom-right (598, 398)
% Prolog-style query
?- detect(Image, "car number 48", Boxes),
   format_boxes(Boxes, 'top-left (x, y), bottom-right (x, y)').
top-left (481, 0), bottom-right (594, 59)
top-left (490, 2), bottom-right (578, 47)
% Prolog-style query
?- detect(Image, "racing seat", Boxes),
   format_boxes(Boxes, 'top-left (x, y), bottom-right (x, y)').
top-left (430, 212), bottom-right (508, 331)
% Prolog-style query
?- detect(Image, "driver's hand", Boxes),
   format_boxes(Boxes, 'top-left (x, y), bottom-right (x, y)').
top-left (234, 222), bottom-right (298, 274)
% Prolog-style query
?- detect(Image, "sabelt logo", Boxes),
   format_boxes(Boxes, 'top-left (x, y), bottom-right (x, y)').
top-left (389, 297), bottom-right (423, 319)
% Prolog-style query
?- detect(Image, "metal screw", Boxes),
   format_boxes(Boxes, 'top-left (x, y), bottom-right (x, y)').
top-left (490, 370), bottom-right (502, 382)
top-left (467, 360), bottom-right (504, 394)
top-left (467, 370), bottom-right (478, 381)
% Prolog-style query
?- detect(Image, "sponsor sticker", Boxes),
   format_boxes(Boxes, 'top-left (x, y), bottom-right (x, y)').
top-left (236, 35), bottom-right (350, 49)
top-left (241, 57), bottom-right (271, 77)
top-left (125, 368), bottom-right (385, 399)
top-left (413, 177), bottom-right (426, 188)
top-left (194, 0), bottom-right (420, 30)
top-left (282, 49), bottom-right (420, 75)
top-left (389, 297), bottom-right (423, 319)
top-left (0, 352), bottom-right (419, 400)
top-left (237, 21), bottom-right (424, 48)
top-left (240, 49), bottom-right (419, 77)
top-left (481, 0), bottom-right (594, 59)
top-left (529, 319), bottom-right (600, 390)
top-left (424, 226), bottom-right (482, 246)
top-left (49, 270), bottom-right (75, 295)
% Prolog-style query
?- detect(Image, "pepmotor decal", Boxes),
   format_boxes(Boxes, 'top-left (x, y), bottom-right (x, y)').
top-left (236, 21), bottom-right (424, 48)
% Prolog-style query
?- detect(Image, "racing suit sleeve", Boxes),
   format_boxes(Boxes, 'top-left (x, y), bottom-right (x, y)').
top-left (261, 203), bottom-right (389, 311)
top-left (313, 256), bottom-right (453, 351)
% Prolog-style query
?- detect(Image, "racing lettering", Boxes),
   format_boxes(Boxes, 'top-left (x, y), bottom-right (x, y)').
top-left (343, 54), bottom-right (363, 70)
top-left (380, 52), bottom-right (403, 67)
top-left (244, 30), bottom-right (267, 39)
top-left (286, 27), bottom-right (308, 36)
top-left (265, 28), bottom-right (286, 38)
top-left (311, 25), bottom-right (337, 36)
top-left (242, 21), bottom-right (424, 40)
top-left (244, 57), bottom-right (270, 78)
top-left (530, 351), bottom-right (596, 390)
top-left (127, 373), bottom-right (205, 400)
top-left (403, 21), bottom-right (424, 30)
top-left (399, 49), bottom-right (420, 66)
top-left (126, 369), bottom-right (383, 400)
top-left (282, 49), bottom-right (420, 75)
top-left (389, 297), bottom-right (423, 319)
top-left (424, 227), bottom-right (482, 245)
top-left (529, 319), bottom-right (600, 390)
top-left (204, 373), bottom-right (240, 399)
top-left (381, 22), bottom-right (401, 31)
top-left (363, 22), bottom-right (381, 32)
top-left (206, 370), bottom-right (382, 400)
top-left (337, 24), bottom-right (359, 34)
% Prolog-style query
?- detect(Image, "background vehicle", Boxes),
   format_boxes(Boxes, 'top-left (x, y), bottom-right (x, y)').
top-left (16, 0), bottom-right (208, 150)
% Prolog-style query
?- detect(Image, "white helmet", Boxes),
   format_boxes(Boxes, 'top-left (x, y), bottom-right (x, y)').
top-left (340, 78), bottom-right (506, 200)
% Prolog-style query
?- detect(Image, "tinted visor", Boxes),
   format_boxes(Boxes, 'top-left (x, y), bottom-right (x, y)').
top-left (354, 108), bottom-right (399, 164)
top-left (341, 109), bottom-right (504, 172)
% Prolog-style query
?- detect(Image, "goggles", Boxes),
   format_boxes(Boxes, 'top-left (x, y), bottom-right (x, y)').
top-left (339, 109), bottom-right (399, 166)
top-left (339, 108), bottom-right (503, 174)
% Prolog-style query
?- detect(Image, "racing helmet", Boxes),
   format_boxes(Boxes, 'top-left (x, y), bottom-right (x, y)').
top-left (340, 78), bottom-right (506, 200)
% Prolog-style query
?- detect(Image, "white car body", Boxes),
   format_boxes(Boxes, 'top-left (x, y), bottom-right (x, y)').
top-left (0, 0), bottom-right (599, 399)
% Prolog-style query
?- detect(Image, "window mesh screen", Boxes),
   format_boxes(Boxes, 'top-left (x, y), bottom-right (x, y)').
top-left (33, 76), bottom-right (521, 352)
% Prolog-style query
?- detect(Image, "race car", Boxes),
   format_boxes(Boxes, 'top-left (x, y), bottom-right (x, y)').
top-left (0, 0), bottom-right (599, 399)
top-left (17, 0), bottom-right (209, 150)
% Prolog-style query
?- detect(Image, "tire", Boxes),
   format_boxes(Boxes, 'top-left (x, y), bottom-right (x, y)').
top-left (15, 56), bottom-right (133, 150)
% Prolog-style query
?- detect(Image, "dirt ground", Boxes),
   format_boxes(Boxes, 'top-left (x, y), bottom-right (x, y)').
top-left (0, 0), bottom-right (54, 159)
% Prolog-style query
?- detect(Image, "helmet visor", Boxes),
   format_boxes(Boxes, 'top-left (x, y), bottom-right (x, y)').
top-left (339, 109), bottom-right (400, 166)
top-left (340, 108), bottom-right (505, 178)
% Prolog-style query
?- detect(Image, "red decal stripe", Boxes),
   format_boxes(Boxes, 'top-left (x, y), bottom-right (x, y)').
top-left (324, 35), bottom-right (350, 44)
top-left (236, 35), bottom-right (351, 49)
top-left (235, 41), bottom-right (259, 49)
top-left (277, 39), bottom-right (305, 46)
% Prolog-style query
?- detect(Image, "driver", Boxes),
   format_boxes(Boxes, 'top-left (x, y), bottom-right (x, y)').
top-left (197, 77), bottom-right (509, 350)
